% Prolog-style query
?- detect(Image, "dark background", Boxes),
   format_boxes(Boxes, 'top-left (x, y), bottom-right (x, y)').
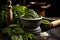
top-left (0, 0), bottom-right (60, 17)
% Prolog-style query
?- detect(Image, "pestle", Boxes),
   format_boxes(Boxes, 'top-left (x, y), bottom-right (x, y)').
top-left (51, 20), bottom-right (60, 27)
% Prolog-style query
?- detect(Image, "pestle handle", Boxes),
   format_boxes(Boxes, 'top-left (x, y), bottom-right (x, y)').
top-left (51, 20), bottom-right (60, 27)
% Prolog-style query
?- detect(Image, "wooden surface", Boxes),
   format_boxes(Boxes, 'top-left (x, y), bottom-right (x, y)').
top-left (47, 27), bottom-right (60, 40)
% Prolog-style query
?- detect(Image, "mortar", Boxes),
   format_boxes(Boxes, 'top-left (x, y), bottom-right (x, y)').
top-left (20, 16), bottom-right (42, 29)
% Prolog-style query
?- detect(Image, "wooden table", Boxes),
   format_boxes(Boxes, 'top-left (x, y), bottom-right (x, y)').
top-left (47, 27), bottom-right (60, 40)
